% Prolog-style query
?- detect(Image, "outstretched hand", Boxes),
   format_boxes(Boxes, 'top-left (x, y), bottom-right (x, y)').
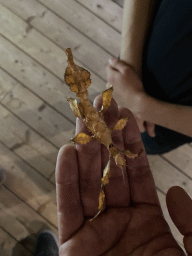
top-left (56, 96), bottom-right (190, 255)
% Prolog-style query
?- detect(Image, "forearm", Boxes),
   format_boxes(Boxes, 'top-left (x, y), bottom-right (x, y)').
top-left (138, 93), bottom-right (192, 138)
top-left (120, 0), bottom-right (156, 75)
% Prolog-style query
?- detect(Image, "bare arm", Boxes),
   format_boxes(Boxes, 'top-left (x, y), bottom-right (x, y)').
top-left (107, 57), bottom-right (192, 139)
top-left (120, 0), bottom-right (156, 137)
top-left (119, 0), bottom-right (192, 139)
top-left (138, 94), bottom-right (192, 138)
top-left (120, 0), bottom-right (156, 75)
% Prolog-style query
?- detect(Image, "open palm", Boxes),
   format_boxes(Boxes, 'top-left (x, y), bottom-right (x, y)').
top-left (56, 96), bottom-right (186, 255)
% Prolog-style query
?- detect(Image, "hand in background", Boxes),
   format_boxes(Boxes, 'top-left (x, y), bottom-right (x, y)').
top-left (56, 96), bottom-right (189, 256)
top-left (106, 57), bottom-right (156, 138)
top-left (134, 115), bottom-right (156, 137)
top-left (106, 58), bottom-right (146, 116)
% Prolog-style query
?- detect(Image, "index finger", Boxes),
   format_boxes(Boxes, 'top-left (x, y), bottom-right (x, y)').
top-left (56, 145), bottom-right (83, 246)
top-left (119, 107), bottom-right (160, 206)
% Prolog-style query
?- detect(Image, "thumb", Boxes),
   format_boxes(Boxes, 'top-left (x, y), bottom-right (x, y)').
top-left (166, 186), bottom-right (192, 255)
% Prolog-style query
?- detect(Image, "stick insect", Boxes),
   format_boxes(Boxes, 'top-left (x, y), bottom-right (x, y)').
top-left (64, 48), bottom-right (140, 221)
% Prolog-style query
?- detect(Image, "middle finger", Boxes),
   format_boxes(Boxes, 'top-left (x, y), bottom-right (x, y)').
top-left (93, 96), bottom-right (130, 209)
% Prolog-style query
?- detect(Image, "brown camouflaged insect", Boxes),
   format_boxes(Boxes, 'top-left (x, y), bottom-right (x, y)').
top-left (64, 48), bottom-right (139, 221)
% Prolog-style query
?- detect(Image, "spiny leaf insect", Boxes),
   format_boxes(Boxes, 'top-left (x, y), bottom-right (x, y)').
top-left (64, 48), bottom-right (140, 221)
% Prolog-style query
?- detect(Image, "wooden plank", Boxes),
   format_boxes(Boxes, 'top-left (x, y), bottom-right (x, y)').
top-left (75, 0), bottom-right (122, 32)
top-left (0, 79), bottom-right (59, 180)
top-left (0, 97), bottom-right (58, 166)
top-left (37, 0), bottom-right (121, 54)
top-left (0, 141), bottom-right (58, 227)
top-left (50, 171), bottom-right (56, 183)
top-left (162, 144), bottom-right (192, 179)
top-left (0, 185), bottom-right (58, 253)
top-left (0, 104), bottom-right (27, 149)
top-left (0, 227), bottom-right (33, 256)
top-left (0, 0), bottom-right (46, 20)
top-left (0, 69), bottom-right (18, 102)
top-left (0, 3), bottom-right (108, 89)
top-left (148, 155), bottom-right (192, 197)
top-left (0, 37), bottom-right (76, 124)
top-left (29, 137), bottom-right (58, 167)
top-left (1, 76), bottom-right (75, 148)
top-left (112, 0), bottom-right (124, 8)
top-left (14, 144), bottom-right (56, 180)
top-left (0, 13), bottom-right (104, 115)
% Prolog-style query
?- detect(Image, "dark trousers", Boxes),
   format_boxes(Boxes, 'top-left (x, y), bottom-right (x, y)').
top-left (141, 0), bottom-right (192, 154)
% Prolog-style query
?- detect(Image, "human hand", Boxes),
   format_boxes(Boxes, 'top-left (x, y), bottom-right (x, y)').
top-left (106, 57), bottom-right (146, 116)
top-left (106, 57), bottom-right (156, 138)
top-left (134, 115), bottom-right (156, 138)
top-left (56, 96), bottom-right (189, 255)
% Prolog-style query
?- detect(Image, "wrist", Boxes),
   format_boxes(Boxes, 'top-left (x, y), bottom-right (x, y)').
top-left (136, 92), bottom-right (173, 127)
top-left (134, 92), bottom-right (153, 120)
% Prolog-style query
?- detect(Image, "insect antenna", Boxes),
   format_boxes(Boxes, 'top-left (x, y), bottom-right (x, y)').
top-left (89, 209), bottom-right (102, 222)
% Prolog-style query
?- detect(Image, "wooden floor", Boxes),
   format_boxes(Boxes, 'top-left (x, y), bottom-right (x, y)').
top-left (0, 0), bottom-right (192, 254)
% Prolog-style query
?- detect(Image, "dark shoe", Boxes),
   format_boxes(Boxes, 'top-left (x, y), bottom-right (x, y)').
top-left (34, 230), bottom-right (59, 256)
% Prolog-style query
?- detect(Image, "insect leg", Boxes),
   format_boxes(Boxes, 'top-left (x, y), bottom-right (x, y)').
top-left (100, 85), bottom-right (113, 114)
top-left (89, 159), bottom-right (112, 222)
top-left (121, 167), bottom-right (126, 184)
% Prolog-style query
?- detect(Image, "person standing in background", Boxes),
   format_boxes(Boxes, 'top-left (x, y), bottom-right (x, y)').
top-left (106, 0), bottom-right (192, 155)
